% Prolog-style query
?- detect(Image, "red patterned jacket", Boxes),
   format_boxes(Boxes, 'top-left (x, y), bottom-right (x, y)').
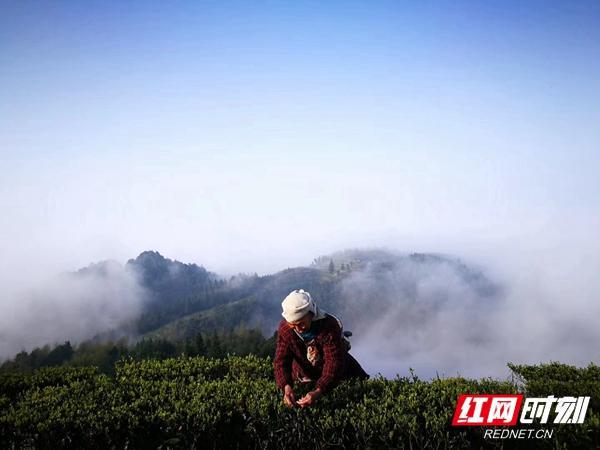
top-left (273, 314), bottom-right (369, 394)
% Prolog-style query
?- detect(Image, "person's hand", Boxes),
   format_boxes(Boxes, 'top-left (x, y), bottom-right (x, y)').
top-left (297, 387), bottom-right (323, 408)
top-left (283, 384), bottom-right (298, 408)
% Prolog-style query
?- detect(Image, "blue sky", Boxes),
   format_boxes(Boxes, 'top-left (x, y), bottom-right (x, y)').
top-left (1, 0), bottom-right (599, 276)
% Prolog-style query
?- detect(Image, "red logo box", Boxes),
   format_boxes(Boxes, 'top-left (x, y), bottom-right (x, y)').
top-left (452, 394), bottom-right (524, 426)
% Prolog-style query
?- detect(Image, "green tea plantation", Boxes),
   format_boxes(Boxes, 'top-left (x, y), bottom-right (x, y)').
top-left (1, 356), bottom-right (598, 449)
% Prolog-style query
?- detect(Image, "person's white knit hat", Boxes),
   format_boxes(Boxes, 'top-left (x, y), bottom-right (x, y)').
top-left (281, 289), bottom-right (325, 322)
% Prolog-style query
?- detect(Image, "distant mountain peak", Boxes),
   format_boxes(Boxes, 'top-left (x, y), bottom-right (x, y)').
top-left (128, 250), bottom-right (167, 264)
top-left (73, 259), bottom-right (124, 278)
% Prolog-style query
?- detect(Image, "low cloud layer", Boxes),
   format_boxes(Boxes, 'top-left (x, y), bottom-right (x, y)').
top-left (347, 247), bottom-right (600, 380)
top-left (0, 261), bottom-right (146, 360)
top-left (1, 238), bottom-right (598, 380)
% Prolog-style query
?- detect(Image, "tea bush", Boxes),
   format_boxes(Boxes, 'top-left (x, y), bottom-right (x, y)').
top-left (0, 356), bottom-right (597, 449)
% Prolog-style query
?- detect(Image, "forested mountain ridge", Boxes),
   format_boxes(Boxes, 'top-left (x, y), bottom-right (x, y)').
top-left (8, 248), bottom-right (501, 357)
top-left (125, 248), bottom-right (501, 341)
top-left (1, 248), bottom-right (501, 371)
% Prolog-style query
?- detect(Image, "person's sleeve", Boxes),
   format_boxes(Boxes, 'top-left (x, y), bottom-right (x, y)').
top-left (315, 323), bottom-right (346, 394)
top-left (273, 326), bottom-right (293, 390)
